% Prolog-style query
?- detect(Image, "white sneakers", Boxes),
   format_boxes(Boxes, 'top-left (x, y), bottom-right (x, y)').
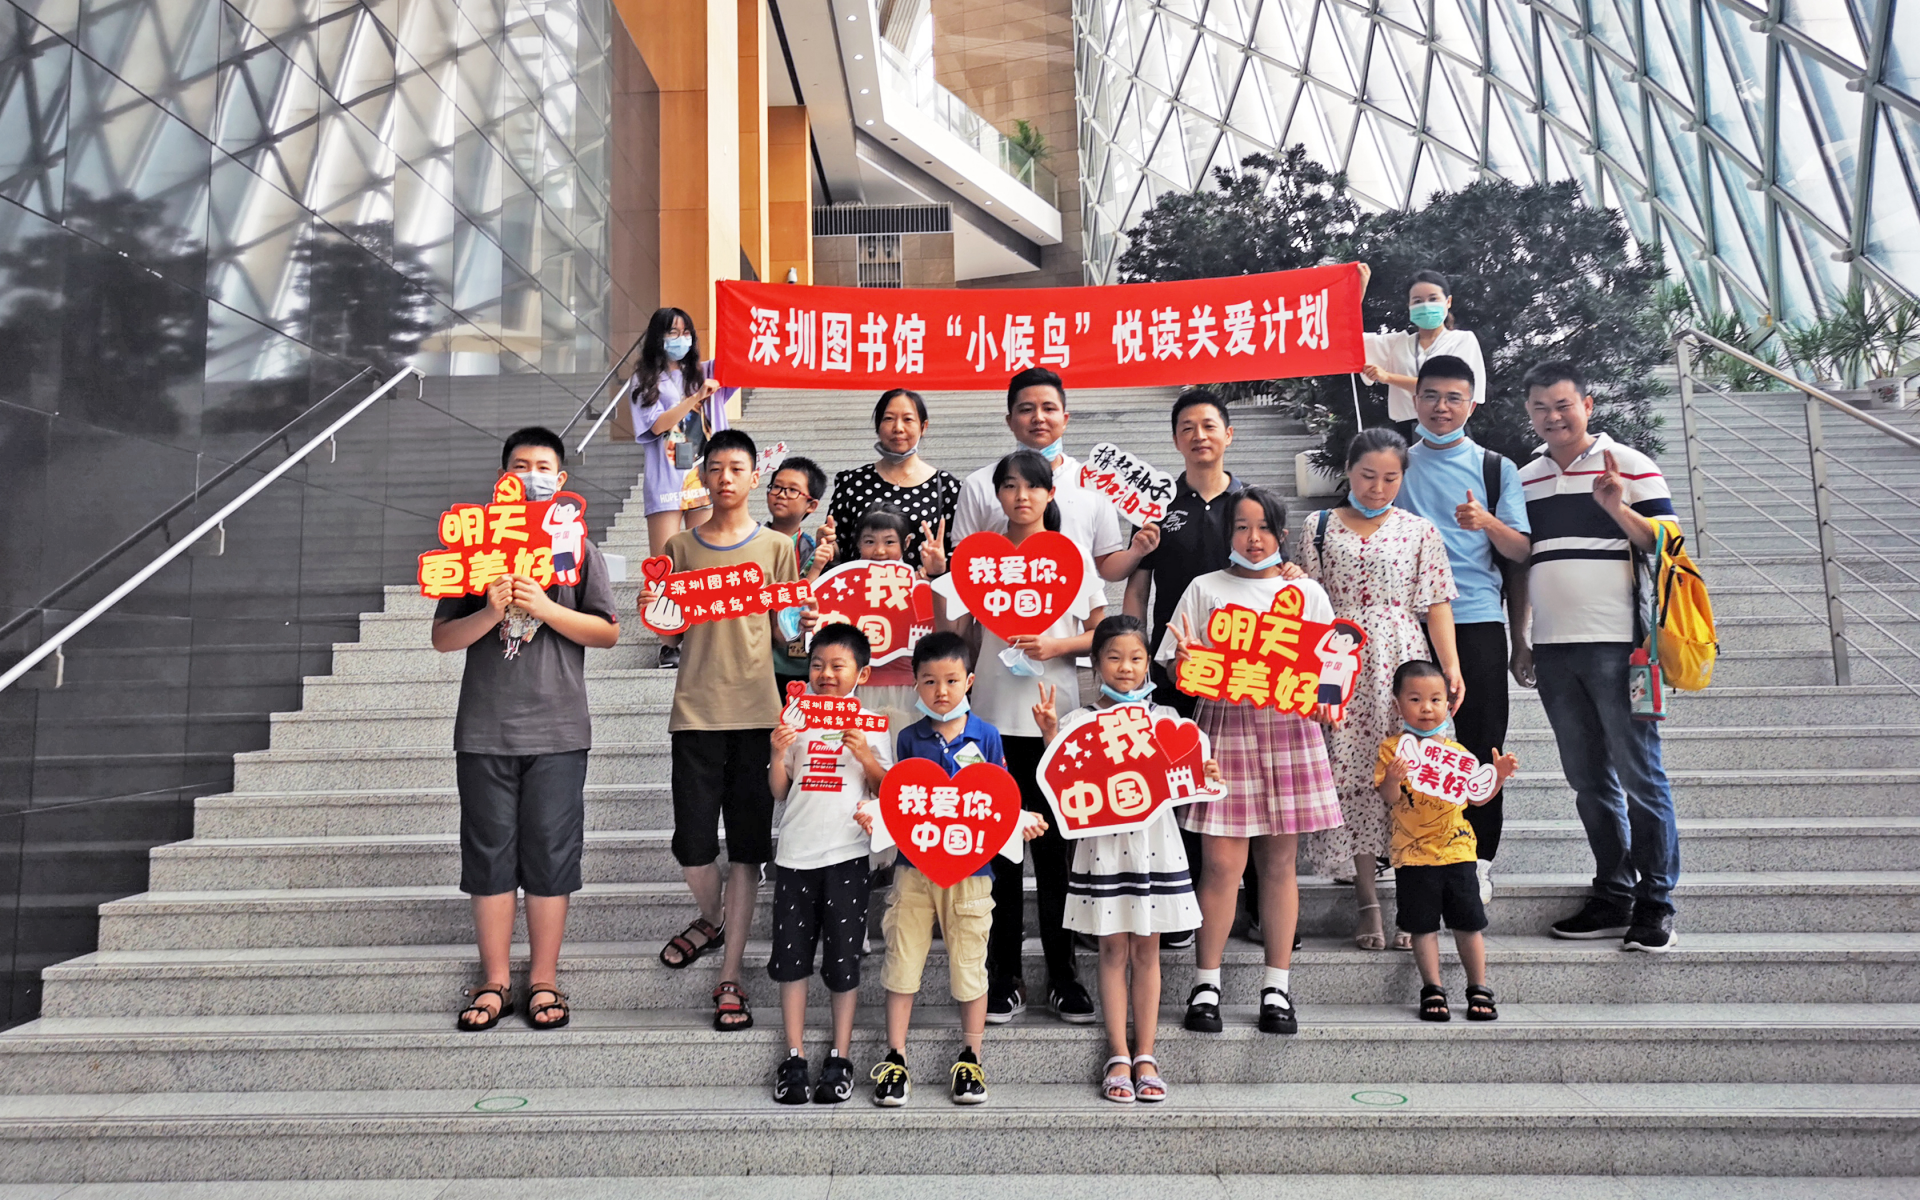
top-left (1476, 859), bottom-right (1494, 905)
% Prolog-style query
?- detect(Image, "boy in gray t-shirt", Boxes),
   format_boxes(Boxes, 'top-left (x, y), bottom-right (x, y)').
top-left (431, 427), bottom-right (620, 1033)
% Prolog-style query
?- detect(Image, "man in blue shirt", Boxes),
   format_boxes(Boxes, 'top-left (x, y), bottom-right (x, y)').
top-left (1396, 355), bottom-right (1532, 903)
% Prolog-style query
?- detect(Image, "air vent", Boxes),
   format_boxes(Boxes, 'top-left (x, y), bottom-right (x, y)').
top-left (813, 204), bottom-right (952, 236)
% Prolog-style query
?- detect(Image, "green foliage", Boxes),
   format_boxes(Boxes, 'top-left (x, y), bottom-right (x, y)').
top-left (1011, 119), bottom-right (1050, 163)
top-left (1778, 286), bottom-right (1920, 388)
top-left (1115, 148), bottom-right (1361, 284)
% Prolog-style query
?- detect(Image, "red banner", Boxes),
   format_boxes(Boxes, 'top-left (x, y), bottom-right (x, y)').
top-left (1174, 585), bottom-right (1368, 718)
top-left (1036, 703), bottom-right (1225, 840)
top-left (418, 474), bottom-right (588, 598)
top-left (712, 264), bottom-right (1365, 390)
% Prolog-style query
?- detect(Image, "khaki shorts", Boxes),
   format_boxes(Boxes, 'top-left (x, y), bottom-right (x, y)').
top-left (880, 867), bottom-right (995, 1001)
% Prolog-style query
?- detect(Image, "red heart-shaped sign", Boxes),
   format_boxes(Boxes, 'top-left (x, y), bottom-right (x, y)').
top-left (642, 555), bottom-right (672, 583)
top-left (948, 530), bottom-right (1085, 640)
top-left (1151, 717), bottom-right (1205, 775)
top-left (877, 759), bottom-right (1023, 888)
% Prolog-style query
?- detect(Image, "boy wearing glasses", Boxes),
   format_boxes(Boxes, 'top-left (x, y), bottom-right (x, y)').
top-left (1397, 355), bottom-right (1531, 905)
top-left (765, 455), bottom-right (830, 696)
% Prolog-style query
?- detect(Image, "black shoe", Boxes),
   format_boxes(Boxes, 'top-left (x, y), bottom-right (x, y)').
top-left (1183, 982), bottom-right (1223, 1033)
top-left (772, 1052), bottom-right (810, 1104)
top-left (984, 979), bottom-right (1025, 1025)
top-left (1258, 986), bottom-right (1298, 1035)
top-left (1048, 978), bottom-right (1097, 1024)
top-left (1550, 899), bottom-right (1633, 940)
top-left (1622, 911), bottom-right (1678, 953)
top-left (658, 644), bottom-right (680, 669)
top-left (870, 1049), bottom-right (909, 1107)
top-left (814, 1052), bottom-right (856, 1103)
top-left (1162, 929), bottom-right (1196, 951)
top-left (949, 1046), bottom-right (988, 1105)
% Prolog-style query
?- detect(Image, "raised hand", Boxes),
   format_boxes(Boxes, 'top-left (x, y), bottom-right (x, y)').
top-left (1455, 488), bottom-right (1496, 532)
top-left (1490, 747), bottom-right (1520, 782)
top-left (1130, 521), bottom-right (1162, 556)
top-left (799, 597), bottom-right (821, 634)
top-left (770, 724), bottom-right (800, 755)
top-left (509, 574), bottom-right (555, 618)
top-left (1171, 614), bottom-right (1200, 665)
top-left (1381, 754), bottom-right (1411, 789)
top-left (919, 518), bottom-right (949, 577)
top-left (1278, 561), bottom-right (1307, 580)
top-left (813, 515), bottom-right (837, 564)
top-left (1011, 634), bottom-right (1061, 661)
top-left (1031, 681), bottom-right (1058, 740)
top-left (1592, 450), bottom-right (1628, 514)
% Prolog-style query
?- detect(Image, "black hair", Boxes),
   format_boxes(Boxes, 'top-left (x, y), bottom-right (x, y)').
top-left (1345, 426), bottom-right (1410, 471)
top-left (992, 449), bottom-right (1062, 533)
top-left (702, 427), bottom-right (758, 467)
top-left (547, 492), bottom-right (583, 513)
top-left (1231, 486), bottom-right (1290, 559)
top-left (912, 630), bottom-right (972, 675)
top-left (1393, 659), bottom-right (1447, 693)
top-left (501, 426), bottom-right (566, 470)
top-left (1521, 359), bottom-right (1587, 396)
top-left (855, 504), bottom-right (912, 547)
top-left (1330, 619), bottom-right (1366, 646)
top-left (810, 621), bottom-right (871, 669)
top-left (873, 387), bottom-right (928, 430)
top-left (1409, 269), bottom-right (1456, 330)
top-left (1090, 614), bottom-right (1152, 660)
top-left (772, 454), bottom-right (827, 501)
top-left (1170, 388), bottom-right (1230, 433)
top-left (1006, 366), bottom-right (1066, 413)
top-left (1416, 354), bottom-right (1476, 392)
top-left (633, 307), bottom-right (704, 410)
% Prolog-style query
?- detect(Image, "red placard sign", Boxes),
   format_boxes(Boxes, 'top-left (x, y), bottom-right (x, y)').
top-left (876, 759), bottom-right (1024, 888)
top-left (637, 555), bottom-right (813, 635)
top-left (808, 560), bottom-right (934, 666)
top-left (948, 530), bottom-right (1084, 641)
top-left (712, 264), bottom-right (1365, 390)
top-left (1037, 703), bottom-right (1225, 840)
top-left (1392, 735), bottom-right (1501, 805)
top-left (780, 681), bottom-right (889, 733)
top-left (419, 474), bottom-right (590, 598)
top-left (1078, 443), bottom-right (1175, 526)
top-left (1175, 585), bottom-right (1368, 718)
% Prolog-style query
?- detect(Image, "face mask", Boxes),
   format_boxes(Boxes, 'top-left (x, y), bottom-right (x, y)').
top-left (873, 439), bottom-right (919, 464)
top-left (999, 645), bottom-right (1045, 677)
top-left (1100, 680), bottom-right (1156, 704)
top-left (916, 695), bottom-right (970, 722)
top-left (516, 470), bottom-right (561, 501)
top-left (1409, 302), bottom-right (1448, 331)
top-left (663, 335), bottom-right (693, 359)
top-left (775, 605), bottom-right (805, 642)
top-left (1347, 493), bottom-right (1393, 519)
top-left (1229, 549), bottom-right (1285, 571)
top-left (1035, 439), bottom-right (1064, 463)
top-left (1402, 716), bottom-right (1451, 739)
top-left (1417, 423), bottom-right (1467, 447)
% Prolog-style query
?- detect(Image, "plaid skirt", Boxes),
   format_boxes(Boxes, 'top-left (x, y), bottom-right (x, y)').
top-left (1179, 699), bottom-right (1345, 839)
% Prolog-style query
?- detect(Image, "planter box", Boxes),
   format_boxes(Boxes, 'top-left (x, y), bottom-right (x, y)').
top-left (1295, 450), bottom-right (1344, 498)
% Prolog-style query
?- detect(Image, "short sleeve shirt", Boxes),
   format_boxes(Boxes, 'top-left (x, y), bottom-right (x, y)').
top-left (1520, 433), bottom-right (1675, 645)
top-left (776, 719), bottom-right (894, 870)
top-left (662, 525), bottom-right (798, 731)
top-left (1375, 737), bottom-right (1479, 867)
top-left (434, 540), bottom-right (619, 755)
top-left (1137, 472), bottom-right (1241, 646)
top-left (1362, 328), bottom-right (1488, 422)
top-left (951, 453), bottom-right (1130, 559)
top-left (1400, 438), bottom-right (1530, 625)
top-left (1154, 571), bottom-right (1336, 664)
top-left (630, 361), bottom-right (738, 516)
top-left (825, 464), bottom-right (960, 567)
top-left (894, 713), bottom-right (1006, 878)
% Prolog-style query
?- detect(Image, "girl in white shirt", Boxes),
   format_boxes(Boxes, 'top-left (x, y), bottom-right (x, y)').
top-left (1361, 269), bottom-right (1488, 426)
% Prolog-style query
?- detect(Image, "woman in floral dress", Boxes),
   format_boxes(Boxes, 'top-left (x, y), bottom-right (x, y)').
top-left (1297, 428), bottom-right (1461, 951)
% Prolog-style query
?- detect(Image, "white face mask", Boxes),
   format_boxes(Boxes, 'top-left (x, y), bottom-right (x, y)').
top-left (517, 470), bottom-right (561, 501)
top-left (1230, 548), bottom-right (1284, 571)
top-left (663, 335), bottom-right (693, 360)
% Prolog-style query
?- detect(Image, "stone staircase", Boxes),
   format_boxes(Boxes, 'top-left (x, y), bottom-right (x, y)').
top-left (1, 383), bottom-right (1916, 1189)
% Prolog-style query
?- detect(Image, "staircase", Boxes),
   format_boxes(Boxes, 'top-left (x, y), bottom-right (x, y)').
top-left (0, 382), bottom-right (1915, 1191)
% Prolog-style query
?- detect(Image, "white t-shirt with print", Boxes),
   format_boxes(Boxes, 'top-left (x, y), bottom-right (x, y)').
top-left (776, 718), bottom-right (894, 870)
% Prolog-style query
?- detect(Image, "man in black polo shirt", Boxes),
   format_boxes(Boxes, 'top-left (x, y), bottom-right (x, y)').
top-left (1125, 389), bottom-right (1243, 949)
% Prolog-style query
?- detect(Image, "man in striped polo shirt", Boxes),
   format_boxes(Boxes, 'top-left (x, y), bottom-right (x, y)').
top-left (1519, 361), bottom-right (1682, 952)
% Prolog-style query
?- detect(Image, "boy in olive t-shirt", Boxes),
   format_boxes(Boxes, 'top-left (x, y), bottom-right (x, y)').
top-left (641, 428), bottom-right (807, 1034)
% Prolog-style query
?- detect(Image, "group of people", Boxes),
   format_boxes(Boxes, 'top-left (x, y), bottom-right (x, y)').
top-left (431, 283), bottom-right (1685, 1110)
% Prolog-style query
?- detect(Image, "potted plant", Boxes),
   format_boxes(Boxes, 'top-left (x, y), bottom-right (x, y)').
top-left (1781, 288), bottom-right (1920, 408)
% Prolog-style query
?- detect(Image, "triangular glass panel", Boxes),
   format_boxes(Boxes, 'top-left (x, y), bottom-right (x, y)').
top-left (1862, 110), bottom-right (1920, 286)
top-left (1784, 47), bottom-right (1864, 214)
top-left (1784, 1), bottom-right (1865, 70)
top-left (1700, 7), bottom-right (1764, 161)
top-left (1641, 4), bottom-right (1693, 106)
top-left (1887, 0), bottom-right (1920, 102)
top-left (1773, 65), bottom-right (1850, 235)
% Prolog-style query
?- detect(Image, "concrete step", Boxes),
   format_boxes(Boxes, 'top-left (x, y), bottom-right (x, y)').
top-left (230, 743), bottom-right (671, 792)
top-left (5, 1002), bottom-right (1917, 1094)
top-left (1504, 685), bottom-right (1920, 727)
top-left (92, 872), bottom-right (1920, 952)
top-left (1493, 817), bottom-right (1920, 874)
top-left (264, 707), bottom-right (674, 751)
top-left (320, 643), bottom-right (666, 678)
top-left (1500, 725), bottom-right (1920, 772)
top-left (37, 933), bottom-right (1920, 1019)
top-left (1497, 769), bottom-right (1920, 819)
top-left (292, 669), bottom-right (680, 710)
top-left (2, 1082), bottom-right (1913, 1180)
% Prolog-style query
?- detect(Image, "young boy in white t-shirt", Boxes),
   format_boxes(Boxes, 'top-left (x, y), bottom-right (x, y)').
top-left (766, 623), bottom-right (893, 1104)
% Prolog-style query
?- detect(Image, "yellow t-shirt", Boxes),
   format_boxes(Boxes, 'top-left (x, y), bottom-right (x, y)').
top-left (1374, 738), bottom-right (1479, 868)
top-left (664, 525), bottom-right (798, 732)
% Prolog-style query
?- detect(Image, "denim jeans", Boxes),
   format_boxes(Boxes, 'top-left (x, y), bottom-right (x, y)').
top-left (1533, 642), bottom-right (1681, 919)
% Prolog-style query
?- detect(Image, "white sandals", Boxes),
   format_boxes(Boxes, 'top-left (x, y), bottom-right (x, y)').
top-left (1132, 1054), bottom-right (1167, 1102)
top-left (1102, 1055), bottom-right (1135, 1103)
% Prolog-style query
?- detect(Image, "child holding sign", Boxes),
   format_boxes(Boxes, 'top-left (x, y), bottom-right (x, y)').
top-left (1375, 661), bottom-right (1517, 1022)
top-left (1035, 615), bottom-right (1210, 1103)
top-left (850, 506), bottom-right (928, 736)
top-left (1158, 487), bottom-right (1344, 1037)
top-left (767, 623), bottom-right (893, 1103)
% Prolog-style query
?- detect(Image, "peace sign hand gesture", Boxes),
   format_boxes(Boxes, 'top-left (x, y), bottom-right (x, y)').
top-left (1592, 450), bottom-right (1629, 516)
top-left (1031, 682), bottom-right (1059, 742)
top-left (1171, 614), bottom-right (1201, 666)
top-left (919, 518), bottom-right (949, 577)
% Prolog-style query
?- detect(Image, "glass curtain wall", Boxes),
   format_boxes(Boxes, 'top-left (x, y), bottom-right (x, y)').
top-left (1076, 0), bottom-right (1920, 322)
top-left (0, 0), bottom-right (625, 1022)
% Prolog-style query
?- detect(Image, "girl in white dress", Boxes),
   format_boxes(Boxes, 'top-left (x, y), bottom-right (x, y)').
top-left (1036, 615), bottom-right (1213, 1104)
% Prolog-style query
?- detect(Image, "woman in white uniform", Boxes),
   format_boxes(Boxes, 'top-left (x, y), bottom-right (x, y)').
top-left (1361, 268), bottom-right (1488, 438)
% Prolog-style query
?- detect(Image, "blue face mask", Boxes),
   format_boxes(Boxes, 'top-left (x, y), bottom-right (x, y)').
top-left (1417, 423), bottom-right (1467, 447)
top-left (1036, 439), bottom-right (1064, 462)
top-left (1229, 548), bottom-right (1285, 571)
top-left (1402, 716), bottom-right (1451, 739)
top-left (663, 335), bottom-right (693, 360)
top-left (1099, 680), bottom-right (1156, 704)
top-left (1409, 301), bottom-right (1448, 331)
top-left (917, 695), bottom-right (970, 722)
top-left (999, 645), bottom-right (1045, 677)
top-left (1347, 493), bottom-right (1393, 519)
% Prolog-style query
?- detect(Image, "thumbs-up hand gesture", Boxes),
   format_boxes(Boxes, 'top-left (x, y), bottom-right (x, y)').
top-left (813, 515), bottom-right (837, 566)
top-left (1455, 489), bottom-right (1496, 532)
top-left (1592, 450), bottom-right (1629, 516)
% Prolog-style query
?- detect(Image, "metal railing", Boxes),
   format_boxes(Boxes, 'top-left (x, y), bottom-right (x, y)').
top-left (0, 366), bottom-right (424, 696)
top-left (558, 332), bottom-right (646, 444)
top-left (875, 38), bottom-right (1060, 206)
top-left (1672, 327), bottom-right (1920, 694)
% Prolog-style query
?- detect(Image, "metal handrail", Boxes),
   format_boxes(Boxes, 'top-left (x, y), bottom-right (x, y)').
top-left (0, 366), bottom-right (424, 696)
top-left (558, 333), bottom-right (646, 442)
top-left (0, 368), bottom-right (374, 648)
top-left (1673, 327), bottom-right (1920, 451)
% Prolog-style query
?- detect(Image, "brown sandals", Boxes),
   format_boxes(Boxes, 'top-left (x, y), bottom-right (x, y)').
top-left (660, 917), bottom-right (725, 969)
top-left (712, 980), bottom-right (753, 1030)
top-left (457, 983), bottom-right (513, 1032)
top-left (525, 983), bottom-right (570, 1030)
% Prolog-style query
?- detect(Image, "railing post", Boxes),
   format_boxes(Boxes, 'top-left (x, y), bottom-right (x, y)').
top-left (1674, 336), bottom-right (1710, 559)
top-left (1802, 395), bottom-right (1852, 686)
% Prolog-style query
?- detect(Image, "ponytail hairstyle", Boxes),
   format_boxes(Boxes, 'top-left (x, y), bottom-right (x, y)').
top-left (634, 307), bottom-right (705, 409)
top-left (1345, 425), bottom-right (1410, 472)
top-left (854, 504), bottom-right (913, 549)
top-left (1409, 269), bottom-right (1456, 330)
top-left (1090, 613), bottom-right (1152, 660)
top-left (992, 448), bottom-right (1061, 532)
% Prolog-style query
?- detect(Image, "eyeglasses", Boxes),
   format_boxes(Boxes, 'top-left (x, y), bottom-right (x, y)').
top-left (767, 484), bottom-right (810, 500)
top-left (1417, 392), bottom-right (1473, 408)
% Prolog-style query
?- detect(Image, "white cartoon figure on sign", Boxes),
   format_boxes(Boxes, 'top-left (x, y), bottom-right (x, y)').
top-left (542, 493), bottom-right (587, 586)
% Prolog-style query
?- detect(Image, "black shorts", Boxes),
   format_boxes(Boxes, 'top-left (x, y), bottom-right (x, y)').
top-left (1394, 861), bottom-right (1488, 934)
top-left (456, 751), bottom-right (588, 896)
top-left (671, 728), bottom-right (776, 866)
top-left (767, 857), bottom-right (872, 992)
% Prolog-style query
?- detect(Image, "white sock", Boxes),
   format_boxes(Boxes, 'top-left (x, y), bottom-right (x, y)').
top-left (789, 1047), bottom-right (803, 1058)
top-left (1265, 967), bottom-right (1291, 993)
top-left (1193, 967), bottom-right (1222, 996)
top-left (832, 1046), bottom-right (847, 1060)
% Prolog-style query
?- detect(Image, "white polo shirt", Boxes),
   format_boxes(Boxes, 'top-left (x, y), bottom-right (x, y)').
top-left (1520, 433), bottom-right (1676, 645)
top-left (1363, 328), bottom-right (1489, 421)
top-left (952, 450), bottom-right (1130, 559)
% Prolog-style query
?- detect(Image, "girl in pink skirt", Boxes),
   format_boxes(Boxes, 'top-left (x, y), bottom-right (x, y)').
top-left (1155, 487), bottom-right (1344, 1037)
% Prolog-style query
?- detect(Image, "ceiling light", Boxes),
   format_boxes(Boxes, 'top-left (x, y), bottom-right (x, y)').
top-left (854, 53), bottom-right (863, 60)
top-left (861, 88), bottom-right (870, 94)
top-left (866, 119), bottom-right (875, 125)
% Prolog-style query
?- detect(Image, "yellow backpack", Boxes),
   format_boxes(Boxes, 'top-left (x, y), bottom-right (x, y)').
top-left (1648, 522), bottom-right (1717, 691)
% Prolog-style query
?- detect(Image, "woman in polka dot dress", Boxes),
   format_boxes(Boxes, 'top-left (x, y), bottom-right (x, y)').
top-left (825, 389), bottom-right (960, 569)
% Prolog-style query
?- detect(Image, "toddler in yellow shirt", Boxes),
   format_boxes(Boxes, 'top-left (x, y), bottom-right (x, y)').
top-left (1375, 660), bottom-right (1518, 1023)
